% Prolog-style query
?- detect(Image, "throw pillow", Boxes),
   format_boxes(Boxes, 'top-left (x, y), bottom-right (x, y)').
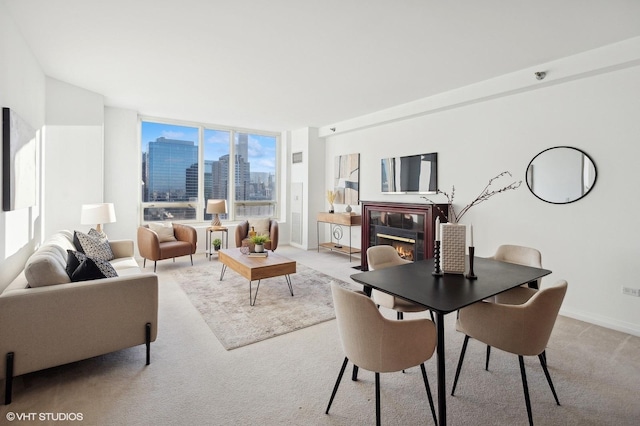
top-left (249, 218), bottom-right (270, 236)
top-left (73, 230), bottom-right (115, 261)
top-left (66, 250), bottom-right (118, 282)
top-left (148, 222), bottom-right (177, 242)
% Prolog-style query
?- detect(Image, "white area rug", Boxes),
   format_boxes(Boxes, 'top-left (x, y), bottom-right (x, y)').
top-left (169, 260), bottom-right (351, 350)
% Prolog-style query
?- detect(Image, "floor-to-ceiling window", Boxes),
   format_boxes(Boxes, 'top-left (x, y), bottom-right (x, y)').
top-left (141, 118), bottom-right (278, 223)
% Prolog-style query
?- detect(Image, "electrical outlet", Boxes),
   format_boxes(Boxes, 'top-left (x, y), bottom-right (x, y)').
top-left (622, 287), bottom-right (640, 297)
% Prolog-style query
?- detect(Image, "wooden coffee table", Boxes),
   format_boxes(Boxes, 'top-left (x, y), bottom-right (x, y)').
top-left (218, 249), bottom-right (297, 306)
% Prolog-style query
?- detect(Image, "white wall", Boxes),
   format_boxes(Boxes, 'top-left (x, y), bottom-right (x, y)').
top-left (44, 78), bottom-right (105, 236)
top-left (0, 2), bottom-right (45, 288)
top-left (323, 41), bottom-right (640, 336)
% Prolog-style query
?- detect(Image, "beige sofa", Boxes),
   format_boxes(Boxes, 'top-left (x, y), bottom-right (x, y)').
top-left (0, 230), bottom-right (158, 405)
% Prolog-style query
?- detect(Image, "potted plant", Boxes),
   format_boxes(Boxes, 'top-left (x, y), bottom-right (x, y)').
top-left (249, 234), bottom-right (270, 253)
top-left (212, 238), bottom-right (222, 251)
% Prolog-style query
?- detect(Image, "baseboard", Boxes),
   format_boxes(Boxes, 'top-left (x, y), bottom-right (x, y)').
top-left (560, 307), bottom-right (640, 337)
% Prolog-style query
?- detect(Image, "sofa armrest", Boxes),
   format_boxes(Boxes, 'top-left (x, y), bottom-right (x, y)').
top-left (269, 220), bottom-right (279, 251)
top-left (172, 223), bottom-right (197, 253)
top-left (138, 226), bottom-right (160, 260)
top-left (109, 239), bottom-right (134, 258)
top-left (0, 273), bottom-right (158, 378)
top-left (235, 221), bottom-right (249, 247)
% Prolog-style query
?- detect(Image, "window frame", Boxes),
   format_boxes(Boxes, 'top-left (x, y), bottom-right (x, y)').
top-left (139, 116), bottom-right (280, 224)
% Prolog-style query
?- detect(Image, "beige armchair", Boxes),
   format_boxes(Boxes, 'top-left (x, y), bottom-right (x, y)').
top-left (325, 283), bottom-right (438, 425)
top-left (367, 245), bottom-right (434, 322)
top-left (451, 280), bottom-right (568, 426)
top-left (235, 219), bottom-right (279, 251)
top-left (137, 223), bottom-right (197, 272)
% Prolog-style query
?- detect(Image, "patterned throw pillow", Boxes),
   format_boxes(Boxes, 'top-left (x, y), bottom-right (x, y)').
top-left (66, 250), bottom-right (118, 282)
top-left (73, 230), bottom-right (115, 261)
top-left (147, 222), bottom-right (177, 242)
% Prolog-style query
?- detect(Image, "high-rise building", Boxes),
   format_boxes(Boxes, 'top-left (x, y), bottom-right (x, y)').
top-left (145, 137), bottom-right (197, 202)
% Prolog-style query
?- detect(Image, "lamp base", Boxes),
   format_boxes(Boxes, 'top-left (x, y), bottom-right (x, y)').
top-left (211, 214), bottom-right (221, 227)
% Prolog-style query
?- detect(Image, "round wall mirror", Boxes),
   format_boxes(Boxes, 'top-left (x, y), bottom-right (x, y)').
top-left (526, 146), bottom-right (597, 204)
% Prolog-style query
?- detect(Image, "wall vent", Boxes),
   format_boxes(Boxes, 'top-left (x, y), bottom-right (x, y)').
top-left (292, 152), bottom-right (303, 164)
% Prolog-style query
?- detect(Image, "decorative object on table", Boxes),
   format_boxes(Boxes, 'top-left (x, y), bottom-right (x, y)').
top-left (248, 251), bottom-right (268, 258)
top-left (326, 190), bottom-right (336, 213)
top-left (81, 203), bottom-right (116, 237)
top-left (441, 222), bottom-right (466, 274)
top-left (345, 204), bottom-right (352, 213)
top-left (249, 234), bottom-right (270, 253)
top-left (212, 238), bottom-right (222, 251)
top-left (332, 225), bottom-right (343, 249)
top-left (248, 226), bottom-right (256, 239)
top-left (432, 217), bottom-right (443, 276)
top-left (240, 244), bottom-right (250, 255)
top-left (465, 224), bottom-right (477, 279)
top-left (334, 153), bottom-right (360, 209)
top-left (206, 199), bottom-right (227, 227)
top-left (422, 171), bottom-right (521, 275)
top-left (421, 171), bottom-right (522, 223)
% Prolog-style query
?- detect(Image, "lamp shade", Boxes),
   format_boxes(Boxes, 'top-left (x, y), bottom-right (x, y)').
top-left (81, 203), bottom-right (116, 234)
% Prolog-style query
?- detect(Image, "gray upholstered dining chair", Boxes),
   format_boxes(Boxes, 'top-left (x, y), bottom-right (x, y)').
top-left (325, 282), bottom-right (438, 426)
top-left (367, 245), bottom-right (434, 322)
top-left (451, 280), bottom-right (568, 426)
top-left (485, 244), bottom-right (543, 369)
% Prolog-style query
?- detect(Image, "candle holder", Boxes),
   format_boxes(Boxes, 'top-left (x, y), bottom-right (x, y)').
top-left (465, 246), bottom-right (477, 280)
top-left (432, 240), bottom-right (443, 276)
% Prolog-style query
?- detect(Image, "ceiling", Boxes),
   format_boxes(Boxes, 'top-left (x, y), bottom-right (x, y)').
top-left (4, 0), bottom-right (640, 132)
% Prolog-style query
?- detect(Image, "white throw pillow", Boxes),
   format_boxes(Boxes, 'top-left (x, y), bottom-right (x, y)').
top-left (148, 222), bottom-right (177, 242)
top-left (249, 218), bottom-right (270, 236)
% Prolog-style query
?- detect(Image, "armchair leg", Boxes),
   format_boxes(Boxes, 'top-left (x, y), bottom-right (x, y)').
top-left (5, 352), bottom-right (14, 405)
top-left (451, 335), bottom-right (470, 395)
top-left (143, 258), bottom-right (146, 268)
top-left (190, 254), bottom-right (193, 265)
top-left (153, 261), bottom-right (157, 273)
top-left (351, 365), bottom-right (359, 381)
top-left (518, 355), bottom-right (534, 426)
top-left (539, 353), bottom-right (560, 405)
top-left (486, 345), bottom-right (491, 370)
top-left (326, 357), bottom-right (349, 414)
top-left (420, 363), bottom-right (438, 426)
top-left (375, 372), bottom-right (381, 426)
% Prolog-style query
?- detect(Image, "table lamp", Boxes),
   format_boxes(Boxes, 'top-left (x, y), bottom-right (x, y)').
top-left (206, 199), bottom-right (227, 227)
top-left (81, 203), bottom-right (116, 236)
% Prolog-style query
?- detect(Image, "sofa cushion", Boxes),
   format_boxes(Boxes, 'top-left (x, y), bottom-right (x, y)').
top-left (66, 250), bottom-right (118, 282)
top-left (147, 222), bottom-right (177, 242)
top-left (24, 247), bottom-right (71, 287)
top-left (73, 230), bottom-right (115, 261)
top-left (249, 218), bottom-right (270, 236)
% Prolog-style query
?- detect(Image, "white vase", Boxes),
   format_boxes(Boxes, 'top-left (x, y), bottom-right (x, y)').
top-left (254, 244), bottom-right (264, 253)
top-left (441, 223), bottom-right (466, 274)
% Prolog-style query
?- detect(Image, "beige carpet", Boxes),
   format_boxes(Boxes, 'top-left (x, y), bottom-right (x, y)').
top-left (170, 261), bottom-right (352, 350)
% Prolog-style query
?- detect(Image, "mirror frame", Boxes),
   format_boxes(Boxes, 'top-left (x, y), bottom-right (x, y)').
top-left (526, 146), bottom-right (597, 204)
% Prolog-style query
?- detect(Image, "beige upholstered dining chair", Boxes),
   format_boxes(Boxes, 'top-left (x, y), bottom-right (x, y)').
top-left (451, 280), bottom-right (568, 426)
top-left (325, 283), bottom-right (438, 426)
top-left (367, 245), bottom-right (434, 322)
top-left (484, 244), bottom-right (543, 369)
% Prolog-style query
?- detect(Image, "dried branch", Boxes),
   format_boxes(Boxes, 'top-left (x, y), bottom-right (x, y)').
top-left (422, 171), bottom-right (522, 223)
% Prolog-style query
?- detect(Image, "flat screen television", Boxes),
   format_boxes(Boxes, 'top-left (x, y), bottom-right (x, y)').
top-left (381, 152), bottom-right (437, 194)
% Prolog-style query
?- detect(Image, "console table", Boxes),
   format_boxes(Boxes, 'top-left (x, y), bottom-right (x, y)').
top-left (317, 212), bottom-right (362, 262)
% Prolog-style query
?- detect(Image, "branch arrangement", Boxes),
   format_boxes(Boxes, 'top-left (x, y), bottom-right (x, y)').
top-left (326, 190), bottom-right (337, 205)
top-left (422, 171), bottom-right (522, 223)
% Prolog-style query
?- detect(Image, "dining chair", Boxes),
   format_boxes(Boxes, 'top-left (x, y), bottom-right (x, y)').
top-left (325, 282), bottom-right (438, 426)
top-left (367, 245), bottom-right (435, 322)
top-left (485, 244), bottom-right (543, 369)
top-left (451, 280), bottom-right (568, 426)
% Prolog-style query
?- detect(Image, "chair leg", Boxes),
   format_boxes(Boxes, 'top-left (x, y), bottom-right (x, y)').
top-left (326, 357), bottom-right (349, 414)
top-left (486, 345), bottom-right (491, 370)
top-left (190, 254), bottom-right (193, 265)
top-left (352, 365), bottom-right (359, 381)
top-left (375, 372), bottom-right (381, 426)
top-left (518, 355), bottom-right (534, 426)
top-left (153, 261), bottom-right (157, 273)
top-left (539, 353), bottom-right (560, 405)
top-left (420, 363), bottom-right (438, 426)
top-left (451, 335), bottom-right (470, 395)
top-left (397, 311), bottom-right (403, 320)
top-left (143, 258), bottom-right (146, 268)
top-left (429, 310), bottom-right (435, 322)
